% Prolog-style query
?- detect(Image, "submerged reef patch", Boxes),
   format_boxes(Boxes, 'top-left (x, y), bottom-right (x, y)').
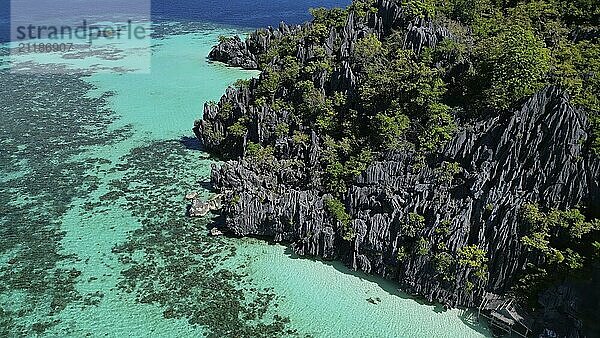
top-left (0, 71), bottom-right (132, 335)
top-left (108, 141), bottom-right (298, 337)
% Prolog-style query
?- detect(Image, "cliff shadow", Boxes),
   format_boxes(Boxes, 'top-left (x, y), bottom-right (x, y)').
top-left (179, 135), bottom-right (203, 151)
top-left (282, 246), bottom-right (410, 300)
top-left (281, 245), bottom-right (492, 336)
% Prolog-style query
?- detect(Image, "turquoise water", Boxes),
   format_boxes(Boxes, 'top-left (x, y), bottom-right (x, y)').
top-left (0, 21), bottom-right (490, 337)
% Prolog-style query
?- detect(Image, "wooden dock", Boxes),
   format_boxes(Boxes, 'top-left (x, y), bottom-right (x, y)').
top-left (477, 292), bottom-right (532, 337)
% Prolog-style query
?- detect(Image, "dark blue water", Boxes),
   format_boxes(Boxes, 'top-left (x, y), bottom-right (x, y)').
top-left (0, 0), bottom-right (350, 43)
top-left (152, 0), bottom-right (349, 26)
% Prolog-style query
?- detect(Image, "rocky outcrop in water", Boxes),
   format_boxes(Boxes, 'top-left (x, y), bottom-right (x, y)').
top-left (188, 194), bottom-right (223, 217)
top-left (209, 22), bottom-right (300, 69)
top-left (208, 35), bottom-right (257, 69)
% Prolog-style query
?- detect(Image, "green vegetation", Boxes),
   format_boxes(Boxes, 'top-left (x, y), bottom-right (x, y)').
top-left (220, 102), bottom-right (234, 119)
top-left (397, 246), bottom-right (408, 262)
top-left (352, 34), bottom-right (383, 69)
top-left (433, 252), bottom-right (454, 280)
top-left (520, 204), bottom-right (599, 271)
top-left (465, 280), bottom-right (474, 292)
top-left (292, 130), bottom-right (310, 145)
top-left (233, 78), bottom-right (251, 89)
top-left (401, 0), bottom-right (437, 19)
top-left (372, 110), bottom-right (410, 151)
top-left (219, 0), bottom-right (599, 198)
top-left (246, 142), bottom-right (275, 164)
top-left (457, 245), bottom-right (488, 280)
top-left (227, 117), bottom-right (249, 138)
top-left (515, 203), bottom-right (600, 305)
top-left (434, 161), bottom-right (461, 184)
top-left (435, 219), bottom-right (451, 236)
top-left (321, 136), bottom-right (373, 195)
top-left (348, 0), bottom-right (378, 18)
top-left (592, 115), bottom-right (600, 154)
top-left (474, 22), bottom-right (551, 111)
top-left (416, 237), bottom-right (430, 255)
top-left (358, 47), bottom-right (455, 151)
top-left (219, 0), bottom-right (600, 178)
top-left (200, 121), bottom-right (224, 148)
top-left (412, 0), bottom-right (600, 147)
top-left (324, 197), bottom-right (355, 241)
top-left (310, 7), bottom-right (349, 28)
top-left (218, 35), bottom-right (234, 43)
top-left (274, 123), bottom-right (289, 138)
top-left (230, 194), bottom-right (241, 206)
top-left (401, 212), bottom-right (426, 238)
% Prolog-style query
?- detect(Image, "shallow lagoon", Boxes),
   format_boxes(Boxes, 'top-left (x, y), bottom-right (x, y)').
top-left (0, 21), bottom-right (490, 337)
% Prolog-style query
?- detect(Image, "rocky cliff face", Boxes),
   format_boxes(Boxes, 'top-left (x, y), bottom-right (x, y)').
top-left (208, 87), bottom-right (600, 305)
top-left (194, 0), bottom-right (600, 335)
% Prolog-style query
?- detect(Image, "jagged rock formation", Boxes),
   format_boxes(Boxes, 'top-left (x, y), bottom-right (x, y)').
top-left (196, 0), bottom-right (452, 157)
top-left (188, 194), bottom-right (223, 217)
top-left (193, 0), bottom-right (600, 335)
top-left (209, 22), bottom-right (300, 69)
top-left (207, 0), bottom-right (450, 70)
top-left (208, 35), bottom-right (258, 69)
top-left (208, 87), bottom-right (600, 308)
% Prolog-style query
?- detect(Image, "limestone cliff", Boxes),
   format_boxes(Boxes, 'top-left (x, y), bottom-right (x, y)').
top-left (194, 0), bottom-right (600, 335)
